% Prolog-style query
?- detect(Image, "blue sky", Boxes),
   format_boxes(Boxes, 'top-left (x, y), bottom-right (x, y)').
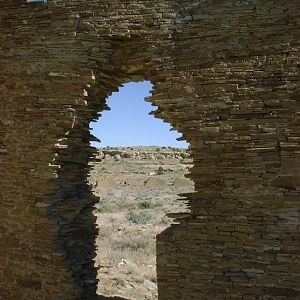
top-left (90, 81), bottom-right (188, 148)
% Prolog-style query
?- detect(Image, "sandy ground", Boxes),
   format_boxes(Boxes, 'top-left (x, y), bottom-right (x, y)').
top-left (89, 147), bottom-right (194, 299)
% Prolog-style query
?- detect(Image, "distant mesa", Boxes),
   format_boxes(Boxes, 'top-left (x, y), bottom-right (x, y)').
top-left (96, 146), bottom-right (190, 161)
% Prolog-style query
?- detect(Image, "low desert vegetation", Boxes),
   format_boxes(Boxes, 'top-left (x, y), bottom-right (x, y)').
top-left (112, 235), bottom-right (152, 252)
top-left (90, 147), bottom-right (193, 300)
top-left (97, 203), bottom-right (118, 213)
top-left (137, 199), bottom-right (157, 209)
top-left (127, 210), bottom-right (153, 224)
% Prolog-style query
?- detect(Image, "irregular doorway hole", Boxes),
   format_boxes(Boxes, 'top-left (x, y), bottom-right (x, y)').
top-left (90, 81), bottom-right (189, 148)
top-left (88, 81), bottom-right (193, 299)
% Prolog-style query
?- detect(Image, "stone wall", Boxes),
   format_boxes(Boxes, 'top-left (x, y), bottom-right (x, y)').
top-left (0, 0), bottom-right (299, 299)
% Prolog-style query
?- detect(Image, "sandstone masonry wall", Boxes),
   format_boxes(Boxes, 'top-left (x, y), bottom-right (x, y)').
top-left (0, 1), bottom-right (299, 299)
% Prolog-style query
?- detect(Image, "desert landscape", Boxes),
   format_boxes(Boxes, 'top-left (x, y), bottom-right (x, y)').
top-left (89, 147), bottom-right (194, 300)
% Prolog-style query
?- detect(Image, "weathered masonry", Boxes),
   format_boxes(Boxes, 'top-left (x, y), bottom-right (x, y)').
top-left (0, 1), bottom-right (299, 299)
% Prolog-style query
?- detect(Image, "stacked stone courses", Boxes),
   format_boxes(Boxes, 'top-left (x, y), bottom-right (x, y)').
top-left (0, 0), bottom-right (299, 299)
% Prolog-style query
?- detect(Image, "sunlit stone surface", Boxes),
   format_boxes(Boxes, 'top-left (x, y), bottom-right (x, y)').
top-left (0, 1), bottom-right (299, 299)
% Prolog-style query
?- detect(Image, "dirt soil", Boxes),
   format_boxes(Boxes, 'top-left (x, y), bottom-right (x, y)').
top-left (89, 147), bottom-right (194, 300)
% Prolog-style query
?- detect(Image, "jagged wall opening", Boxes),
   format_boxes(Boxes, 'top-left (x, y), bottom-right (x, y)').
top-left (88, 80), bottom-right (192, 299)
top-left (89, 81), bottom-right (188, 148)
top-left (50, 58), bottom-right (195, 299)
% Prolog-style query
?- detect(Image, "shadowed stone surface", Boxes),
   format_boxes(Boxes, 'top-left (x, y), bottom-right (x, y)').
top-left (0, 0), bottom-right (299, 299)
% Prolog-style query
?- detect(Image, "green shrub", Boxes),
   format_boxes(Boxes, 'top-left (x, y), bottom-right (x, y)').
top-left (156, 166), bottom-right (164, 175)
top-left (137, 199), bottom-right (156, 209)
top-left (127, 210), bottom-right (153, 224)
top-left (97, 203), bottom-right (117, 213)
top-left (112, 236), bottom-right (150, 251)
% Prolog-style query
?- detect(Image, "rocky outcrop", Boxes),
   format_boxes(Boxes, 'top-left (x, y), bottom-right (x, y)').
top-left (90, 147), bottom-right (192, 191)
top-left (95, 177), bottom-right (118, 189)
top-left (96, 147), bottom-right (190, 161)
top-left (144, 177), bottom-right (166, 188)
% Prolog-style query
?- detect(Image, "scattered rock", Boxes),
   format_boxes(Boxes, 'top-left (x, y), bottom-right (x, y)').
top-left (123, 152), bottom-right (133, 158)
top-left (181, 152), bottom-right (190, 159)
top-left (144, 177), bottom-right (166, 188)
top-left (117, 259), bottom-right (127, 268)
top-left (123, 177), bottom-right (141, 187)
top-left (96, 147), bottom-right (190, 163)
top-left (173, 177), bottom-right (190, 187)
top-left (143, 279), bottom-right (156, 290)
top-left (96, 177), bottom-right (118, 189)
top-left (114, 154), bottom-right (122, 161)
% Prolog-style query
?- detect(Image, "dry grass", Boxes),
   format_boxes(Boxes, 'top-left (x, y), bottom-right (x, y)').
top-left (112, 235), bottom-right (152, 252)
top-left (90, 149), bottom-right (193, 300)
